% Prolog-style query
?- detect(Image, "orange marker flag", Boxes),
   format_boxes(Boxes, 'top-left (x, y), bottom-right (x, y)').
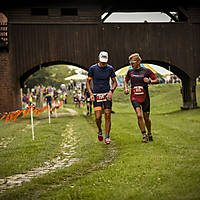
top-left (13, 110), bottom-right (23, 122)
top-left (9, 112), bottom-right (14, 122)
top-left (5, 113), bottom-right (10, 123)
top-left (35, 109), bottom-right (40, 115)
top-left (13, 110), bottom-right (19, 122)
top-left (0, 113), bottom-right (7, 121)
top-left (28, 106), bottom-right (32, 114)
top-left (33, 108), bottom-right (38, 114)
top-left (39, 105), bottom-right (48, 114)
top-left (22, 109), bottom-right (28, 118)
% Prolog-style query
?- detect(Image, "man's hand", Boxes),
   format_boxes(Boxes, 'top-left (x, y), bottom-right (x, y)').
top-left (107, 91), bottom-right (113, 101)
top-left (90, 94), bottom-right (95, 102)
top-left (143, 77), bottom-right (151, 84)
top-left (124, 88), bottom-right (129, 95)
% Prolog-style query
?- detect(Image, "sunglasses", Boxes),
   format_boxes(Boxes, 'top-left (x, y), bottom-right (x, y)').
top-left (129, 59), bottom-right (138, 64)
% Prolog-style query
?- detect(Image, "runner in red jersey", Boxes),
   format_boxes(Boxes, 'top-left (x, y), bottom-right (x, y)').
top-left (124, 53), bottom-right (159, 143)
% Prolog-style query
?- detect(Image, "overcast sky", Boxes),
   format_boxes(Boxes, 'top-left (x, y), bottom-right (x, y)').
top-left (102, 12), bottom-right (173, 23)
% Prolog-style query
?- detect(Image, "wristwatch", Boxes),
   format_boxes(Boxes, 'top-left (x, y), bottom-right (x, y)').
top-left (110, 89), bottom-right (114, 93)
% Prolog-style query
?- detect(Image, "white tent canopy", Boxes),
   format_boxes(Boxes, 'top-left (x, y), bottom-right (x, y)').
top-left (64, 74), bottom-right (87, 81)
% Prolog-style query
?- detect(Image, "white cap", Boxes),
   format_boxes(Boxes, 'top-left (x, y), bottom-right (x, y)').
top-left (99, 51), bottom-right (108, 63)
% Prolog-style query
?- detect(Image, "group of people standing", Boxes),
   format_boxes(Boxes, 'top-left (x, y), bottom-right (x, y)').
top-left (22, 86), bottom-right (68, 110)
top-left (72, 90), bottom-right (92, 116)
top-left (86, 51), bottom-right (159, 144)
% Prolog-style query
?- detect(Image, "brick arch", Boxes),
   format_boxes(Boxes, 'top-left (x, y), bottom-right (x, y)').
top-left (0, 12), bottom-right (7, 23)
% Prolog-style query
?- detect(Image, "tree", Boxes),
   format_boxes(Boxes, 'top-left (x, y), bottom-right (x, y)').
top-left (24, 65), bottom-right (77, 89)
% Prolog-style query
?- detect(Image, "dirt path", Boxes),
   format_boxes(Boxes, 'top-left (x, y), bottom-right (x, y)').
top-left (0, 108), bottom-right (78, 193)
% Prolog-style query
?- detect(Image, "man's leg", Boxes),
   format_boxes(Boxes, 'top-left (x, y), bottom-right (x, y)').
top-left (104, 109), bottom-right (111, 136)
top-left (135, 107), bottom-right (146, 133)
top-left (94, 109), bottom-right (102, 132)
top-left (94, 106), bottom-right (104, 141)
top-left (142, 99), bottom-right (153, 141)
top-left (86, 102), bottom-right (90, 115)
top-left (134, 107), bottom-right (148, 143)
top-left (104, 108), bottom-right (112, 144)
top-left (143, 112), bottom-right (153, 141)
top-left (89, 102), bottom-right (92, 115)
top-left (103, 100), bottom-right (112, 144)
top-left (143, 113), bottom-right (151, 134)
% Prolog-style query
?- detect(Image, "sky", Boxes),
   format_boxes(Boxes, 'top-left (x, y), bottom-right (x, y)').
top-left (102, 12), bottom-right (173, 23)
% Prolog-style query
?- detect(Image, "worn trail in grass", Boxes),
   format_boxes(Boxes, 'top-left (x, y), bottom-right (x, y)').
top-left (0, 104), bottom-right (118, 200)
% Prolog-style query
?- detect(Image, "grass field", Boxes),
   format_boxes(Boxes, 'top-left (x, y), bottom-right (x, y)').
top-left (0, 84), bottom-right (200, 200)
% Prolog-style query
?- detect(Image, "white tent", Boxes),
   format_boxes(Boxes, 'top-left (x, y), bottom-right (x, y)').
top-left (64, 74), bottom-right (87, 81)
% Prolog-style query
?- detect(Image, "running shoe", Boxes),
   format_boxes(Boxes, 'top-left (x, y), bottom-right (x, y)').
top-left (148, 134), bottom-right (153, 141)
top-left (98, 130), bottom-right (103, 141)
top-left (142, 134), bottom-right (148, 143)
top-left (105, 137), bottom-right (111, 144)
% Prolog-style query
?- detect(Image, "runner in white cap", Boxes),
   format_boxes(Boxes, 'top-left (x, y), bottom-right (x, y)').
top-left (86, 51), bottom-right (117, 144)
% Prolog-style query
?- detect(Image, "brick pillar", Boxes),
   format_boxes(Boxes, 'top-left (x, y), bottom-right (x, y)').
top-left (0, 50), bottom-right (22, 113)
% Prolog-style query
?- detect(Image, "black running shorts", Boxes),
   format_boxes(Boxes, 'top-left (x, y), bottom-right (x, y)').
top-left (93, 95), bottom-right (112, 111)
top-left (131, 96), bottom-right (150, 113)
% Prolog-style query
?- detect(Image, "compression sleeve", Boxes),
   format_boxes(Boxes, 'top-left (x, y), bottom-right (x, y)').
top-left (147, 69), bottom-right (157, 80)
top-left (125, 70), bottom-right (130, 82)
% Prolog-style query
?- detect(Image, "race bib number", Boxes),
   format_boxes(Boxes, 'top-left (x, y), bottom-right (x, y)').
top-left (133, 86), bottom-right (144, 95)
top-left (96, 93), bottom-right (108, 102)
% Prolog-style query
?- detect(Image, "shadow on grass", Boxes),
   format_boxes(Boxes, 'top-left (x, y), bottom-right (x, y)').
top-left (155, 107), bottom-right (200, 116)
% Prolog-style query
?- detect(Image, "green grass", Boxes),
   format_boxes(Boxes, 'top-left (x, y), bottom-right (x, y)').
top-left (0, 117), bottom-right (63, 178)
top-left (0, 84), bottom-right (200, 200)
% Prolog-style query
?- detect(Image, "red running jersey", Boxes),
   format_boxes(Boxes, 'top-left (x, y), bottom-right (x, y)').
top-left (125, 66), bottom-right (157, 103)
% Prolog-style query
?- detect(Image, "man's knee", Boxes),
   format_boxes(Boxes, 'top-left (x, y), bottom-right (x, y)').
top-left (104, 110), bottom-right (111, 120)
top-left (135, 107), bottom-right (143, 120)
top-left (95, 110), bottom-right (102, 120)
top-left (143, 113), bottom-right (150, 122)
top-left (137, 113), bottom-right (143, 121)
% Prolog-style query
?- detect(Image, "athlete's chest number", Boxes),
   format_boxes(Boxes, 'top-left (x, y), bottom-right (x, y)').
top-left (133, 86), bottom-right (144, 95)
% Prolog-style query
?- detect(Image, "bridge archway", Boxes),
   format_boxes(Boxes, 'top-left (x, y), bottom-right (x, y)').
top-left (142, 60), bottom-right (189, 81)
top-left (117, 60), bottom-right (198, 110)
top-left (142, 60), bottom-right (198, 109)
top-left (20, 61), bottom-right (88, 88)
